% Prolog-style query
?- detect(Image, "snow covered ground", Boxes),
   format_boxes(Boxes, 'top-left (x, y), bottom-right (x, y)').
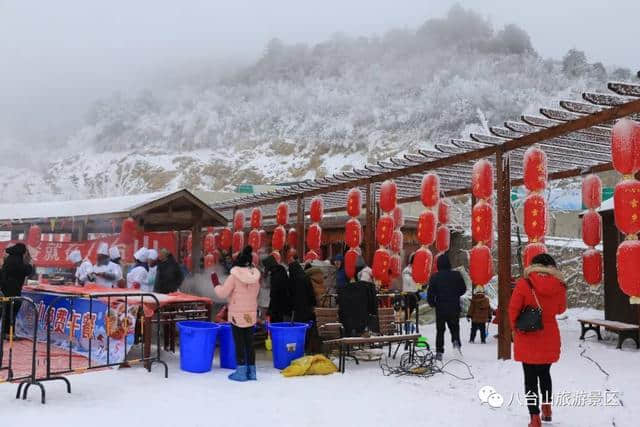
top-left (1, 308), bottom-right (637, 426)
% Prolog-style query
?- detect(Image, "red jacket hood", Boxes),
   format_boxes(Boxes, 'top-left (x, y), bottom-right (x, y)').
top-left (230, 266), bottom-right (260, 285)
top-left (524, 264), bottom-right (565, 297)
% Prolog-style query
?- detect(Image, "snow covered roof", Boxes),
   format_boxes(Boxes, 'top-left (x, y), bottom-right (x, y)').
top-left (598, 196), bottom-right (614, 213)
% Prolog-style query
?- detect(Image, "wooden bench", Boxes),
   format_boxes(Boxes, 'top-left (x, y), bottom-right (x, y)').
top-left (578, 319), bottom-right (640, 349)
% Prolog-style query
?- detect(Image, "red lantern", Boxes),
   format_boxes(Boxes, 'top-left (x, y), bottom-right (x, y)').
top-left (207, 226), bottom-right (214, 234)
top-left (436, 225), bottom-right (450, 253)
top-left (582, 174), bottom-right (602, 209)
top-left (250, 208), bottom-right (263, 229)
top-left (391, 230), bottom-right (403, 253)
top-left (272, 226), bottom-right (286, 251)
top-left (212, 249), bottom-right (221, 265)
top-left (204, 233), bottom-right (216, 254)
top-left (390, 255), bottom-right (401, 278)
top-left (524, 194), bottom-right (547, 241)
top-left (614, 179), bottom-right (640, 235)
top-left (220, 228), bottom-right (233, 250)
top-left (26, 225), bottom-right (41, 247)
top-left (376, 215), bottom-right (394, 247)
top-left (616, 239), bottom-right (640, 302)
top-left (417, 210), bottom-right (437, 246)
top-left (379, 180), bottom-right (397, 213)
top-left (420, 174), bottom-right (440, 208)
top-left (582, 211), bottom-right (602, 247)
top-left (523, 243), bottom-right (547, 268)
top-left (306, 223), bottom-right (322, 251)
top-left (271, 251), bottom-right (282, 264)
top-left (432, 252), bottom-right (440, 274)
top-left (523, 146), bottom-right (548, 192)
top-left (372, 249), bottom-right (391, 284)
top-left (233, 211), bottom-right (245, 231)
top-left (120, 218), bottom-right (136, 245)
top-left (583, 249), bottom-right (602, 285)
top-left (252, 252), bottom-right (259, 267)
top-left (411, 248), bottom-right (433, 285)
top-left (472, 200), bottom-right (493, 244)
top-left (469, 245), bottom-right (493, 286)
top-left (287, 228), bottom-right (298, 249)
top-left (345, 248), bottom-right (359, 280)
top-left (232, 231), bottom-right (244, 254)
top-left (472, 160), bottom-right (494, 200)
top-left (276, 202), bottom-right (289, 226)
top-left (259, 230), bottom-right (267, 248)
top-left (347, 188), bottom-right (362, 217)
top-left (286, 248), bottom-right (297, 264)
top-left (214, 233), bottom-right (221, 250)
top-left (304, 250), bottom-right (319, 263)
top-left (248, 229), bottom-right (261, 252)
top-left (392, 206), bottom-right (404, 229)
top-left (438, 200), bottom-right (450, 225)
top-left (310, 197), bottom-right (324, 223)
top-left (204, 253), bottom-right (215, 269)
top-left (611, 118), bottom-right (640, 176)
top-left (345, 218), bottom-right (362, 248)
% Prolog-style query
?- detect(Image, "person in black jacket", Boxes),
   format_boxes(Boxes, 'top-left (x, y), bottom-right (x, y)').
top-left (426, 251), bottom-right (467, 360)
top-left (337, 257), bottom-right (378, 337)
top-left (154, 249), bottom-right (184, 294)
top-left (289, 261), bottom-right (315, 323)
top-left (262, 255), bottom-right (291, 322)
top-left (1, 243), bottom-right (34, 337)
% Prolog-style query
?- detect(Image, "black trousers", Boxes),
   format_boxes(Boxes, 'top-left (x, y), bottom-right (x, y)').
top-left (522, 363), bottom-right (552, 415)
top-left (231, 325), bottom-right (255, 366)
top-left (435, 312), bottom-right (461, 354)
top-left (470, 322), bottom-right (486, 343)
top-left (0, 300), bottom-right (21, 338)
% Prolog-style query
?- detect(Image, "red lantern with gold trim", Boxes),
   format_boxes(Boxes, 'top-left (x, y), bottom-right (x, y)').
top-left (376, 215), bottom-right (394, 247)
top-left (417, 210), bottom-right (437, 246)
top-left (523, 146), bottom-right (548, 192)
top-left (250, 208), bottom-right (262, 229)
top-left (524, 243), bottom-right (547, 267)
top-left (232, 231), bottom-right (244, 254)
top-left (272, 226), bottom-right (286, 251)
top-left (472, 159), bottom-right (494, 200)
top-left (372, 249), bottom-right (391, 284)
top-left (345, 248), bottom-right (359, 280)
top-left (582, 211), bottom-right (602, 247)
top-left (220, 228), bottom-right (232, 250)
top-left (411, 248), bottom-right (433, 285)
top-left (390, 230), bottom-right (403, 253)
top-left (310, 197), bottom-right (324, 223)
top-left (616, 239), bottom-right (640, 302)
top-left (204, 253), bottom-right (215, 270)
top-left (233, 211), bottom-right (245, 231)
top-left (438, 200), bottom-right (450, 225)
top-left (582, 174), bottom-right (602, 209)
top-left (436, 225), bottom-right (450, 253)
top-left (379, 180), bottom-right (397, 213)
top-left (420, 174), bottom-right (440, 208)
top-left (472, 200), bottom-right (493, 244)
top-left (611, 118), bottom-right (640, 176)
top-left (347, 188), bottom-right (362, 217)
top-left (392, 206), bottom-right (404, 229)
top-left (614, 179), bottom-right (640, 235)
top-left (120, 218), bottom-right (136, 245)
top-left (248, 229), bottom-right (261, 252)
top-left (583, 249), bottom-right (602, 285)
top-left (204, 233), bottom-right (215, 254)
top-left (469, 245), bottom-right (493, 286)
top-left (287, 228), bottom-right (298, 249)
top-left (26, 225), bottom-right (41, 247)
top-left (306, 223), bottom-right (322, 252)
top-left (345, 219), bottom-right (362, 248)
top-left (524, 194), bottom-right (547, 241)
top-left (276, 202), bottom-right (289, 226)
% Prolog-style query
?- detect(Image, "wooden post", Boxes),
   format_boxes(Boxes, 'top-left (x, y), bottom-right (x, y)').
top-left (365, 184), bottom-right (376, 266)
top-left (191, 210), bottom-right (203, 273)
top-left (496, 150), bottom-right (512, 360)
top-left (296, 196), bottom-right (305, 258)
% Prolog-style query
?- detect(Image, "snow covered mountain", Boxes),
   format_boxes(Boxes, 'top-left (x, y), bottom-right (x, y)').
top-left (1, 6), bottom-right (632, 203)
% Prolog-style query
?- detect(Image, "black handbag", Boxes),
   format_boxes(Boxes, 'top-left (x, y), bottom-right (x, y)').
top-left (515, 279), bottom-right (543, 332)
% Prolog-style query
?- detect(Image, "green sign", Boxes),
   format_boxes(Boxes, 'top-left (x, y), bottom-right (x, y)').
top-left (236, 184), bottom-right (254, 194)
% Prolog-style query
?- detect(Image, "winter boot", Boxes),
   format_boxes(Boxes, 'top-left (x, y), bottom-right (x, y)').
top-left (228, 365), bottom-right (249, 382)
top-left (541, 404), bottom-right (552, 422)
top-left (528, 414), bottom-right (541, 427)
top-left (435, 352), bottom-right (443, 361)
top-left (247, 365), bottom-right (257, 381)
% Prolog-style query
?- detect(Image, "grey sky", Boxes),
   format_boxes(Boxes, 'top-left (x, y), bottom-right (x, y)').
top-left (1, 0), bottom-right (638, 148)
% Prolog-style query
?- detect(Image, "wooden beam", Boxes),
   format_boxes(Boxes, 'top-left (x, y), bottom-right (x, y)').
top-left (496, 149), bottom-right (512, 360)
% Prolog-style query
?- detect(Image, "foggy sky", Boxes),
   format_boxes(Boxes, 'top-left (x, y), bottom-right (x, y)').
top-left (1, 0), bottom-right (638, 149)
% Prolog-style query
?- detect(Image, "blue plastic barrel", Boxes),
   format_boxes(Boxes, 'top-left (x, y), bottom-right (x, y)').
top-left (215, 323), bottom-right (237, 369)
top-left (177, 321), bottom-right (220, 373)
top-left (269, 322), bottom-right (310, 369)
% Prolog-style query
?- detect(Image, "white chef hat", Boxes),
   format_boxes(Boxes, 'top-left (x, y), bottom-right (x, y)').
top-left (97, 242), bottom-right (109, 256)
top-left (109, 246), bottom-right (121, 260)
top-left (147, 249), bottom-right (158, 261)
top-left (134, 247), bottom-right (149, 263)
top-left (68, 249), bottom-right (82, 264)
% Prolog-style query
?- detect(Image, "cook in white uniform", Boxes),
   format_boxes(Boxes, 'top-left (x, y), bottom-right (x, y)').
top-left (68, 249), bottom-right (94, 286)
top-left (109, 246), bottom-right (125, 288)
top-left (144, 249), bottom-right (158, 293)
top-left (93, 243), bottom-right (122, 288)
top-left (127, 248), bottom-right (149, 290)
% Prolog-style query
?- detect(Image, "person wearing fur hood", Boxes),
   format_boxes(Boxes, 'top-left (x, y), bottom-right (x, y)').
top-left (213, 246), bottom-right (261, 382)
top-left (509, 253), bottom-right (567, 426)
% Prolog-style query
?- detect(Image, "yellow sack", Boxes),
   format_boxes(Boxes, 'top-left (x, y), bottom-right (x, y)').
top-left (281, 355), bottom-right (337, 377)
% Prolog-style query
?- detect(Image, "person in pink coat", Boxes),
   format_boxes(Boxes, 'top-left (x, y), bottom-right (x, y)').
top-left (213, 246), bottom-right (261, 382)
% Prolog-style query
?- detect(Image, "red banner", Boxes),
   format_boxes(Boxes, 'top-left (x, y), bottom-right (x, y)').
top-left (0, 232), bottom-right (177, 268)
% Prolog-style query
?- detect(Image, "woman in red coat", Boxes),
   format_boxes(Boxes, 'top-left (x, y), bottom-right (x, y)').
top-left (509, 254), bottom-right (567, 427)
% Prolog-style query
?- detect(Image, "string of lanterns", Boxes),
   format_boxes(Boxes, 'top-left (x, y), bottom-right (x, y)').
top-left (272, 202), bottom-right (288, 264)
top-left (581, 175), bottom-right (603, 285)
top-left (249, 207), bottom-right (264, 266)
top-left (390, 205), bottom-right (404, 280)
top-left (412, 174), bottom-right (438, 287)
top-left (344, 188), bottom-right (362, 282)
top-left (305, 197), bottom-right (323, 262)
top-left (373, 180), bottom-right (397, 289)
top-left (470, 160), bottom-right (494, 287)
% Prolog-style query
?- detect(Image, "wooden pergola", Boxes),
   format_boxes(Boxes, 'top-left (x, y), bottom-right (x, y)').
top-left (213, 81), bottom-right (640, 359)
